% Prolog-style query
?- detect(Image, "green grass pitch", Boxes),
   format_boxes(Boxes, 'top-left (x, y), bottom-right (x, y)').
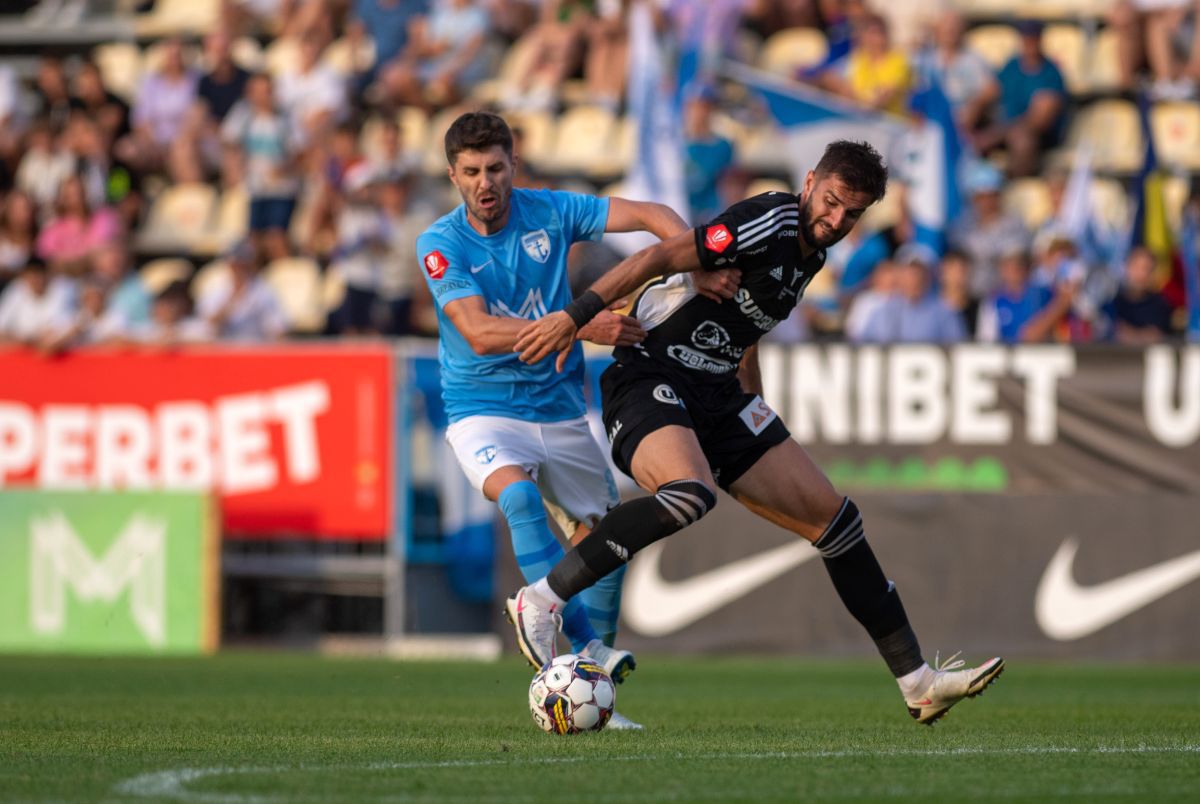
top-left (2, 654), bottom-right (1198, 802)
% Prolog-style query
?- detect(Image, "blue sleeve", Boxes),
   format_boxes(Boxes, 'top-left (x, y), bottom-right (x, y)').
top-left (415, 231), bottom-right (484, 310)
top-left (552, 191), bottom-right (610, 243)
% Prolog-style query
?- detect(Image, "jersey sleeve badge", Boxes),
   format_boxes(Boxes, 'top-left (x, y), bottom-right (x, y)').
top-left (703, 224), bottom-right (733, 253)
top-left (423, 250), bottom-right (449, 279)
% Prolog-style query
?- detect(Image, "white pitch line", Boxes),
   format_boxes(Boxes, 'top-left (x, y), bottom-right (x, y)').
top-left (114, 745), bottom-right (1200, 802)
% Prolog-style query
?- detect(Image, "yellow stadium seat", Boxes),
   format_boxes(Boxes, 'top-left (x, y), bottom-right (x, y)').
top-left (264, 37), bottom-right (302, 78)
top-left (965, 24), bottom-right (1020, 69)
top-left (471, 36), bottom-right (538, 104)
top-left (322, 266), bottom-right (347, 316)
top-left (548, 105), bottom-right (618, 175)
top-left (1088, 28), bottom-right (1123, 93)
top-left (424, 106), bottom-right (472, 173)
top-left (322, 35), bottom-right (376, 77)
top-left (264, 257), bottom-right (324, 333)
top-left (137, 183), bottom-right (217, 252)
top-left (1004, 177), bottom-right (1054, 229)
top-left (759, 27), bottom-right (829, 77)
top-left (206, 187), bottom-right (249, 254)
top-left (1042, 25), bottom-right (1086, 95)
top-left (92, 43), bottom-right (142, 101)
top-left (1151, 101), bottom-right (1200, 170)
top-left (192, 259), bottom-right (231, 303)
top-left (1069, 100), bottom-right (1143, 173)
top-left (139, 258), bottom-right (193, 295)
top-left (397, 106), bottom-right (430, 157)
top-left (505, 110), bottom-right (557, 169)
top-left (230, 37), bottom-right (265, 73)
top-left (135, 0), bottom-right (218, 37)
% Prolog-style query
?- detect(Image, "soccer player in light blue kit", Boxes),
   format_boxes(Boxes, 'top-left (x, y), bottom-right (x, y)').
top-left (417, 112), bottom-right (736, 730)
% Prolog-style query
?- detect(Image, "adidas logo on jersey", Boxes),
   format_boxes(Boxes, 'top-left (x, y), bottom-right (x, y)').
top-left (490, 288), bottom-right (548, 320)
top-left (606, 540), bottom-right (630, 561)
top-left (770, 265), bottom-right (783, 281)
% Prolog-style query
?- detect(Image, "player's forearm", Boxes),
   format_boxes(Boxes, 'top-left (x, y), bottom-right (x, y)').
top-left (634, 202), bottom-right (690, 241)
top-left (461, 315), bottom-right (532, 355)
top-left (589, 241), bottom-right (676, 306)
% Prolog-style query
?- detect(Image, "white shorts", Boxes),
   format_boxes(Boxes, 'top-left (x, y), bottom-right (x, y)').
top-left (445, 415), bottom-right (619, 536)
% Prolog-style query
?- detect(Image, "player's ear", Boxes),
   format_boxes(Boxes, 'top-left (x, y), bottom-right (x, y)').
top-left (803, 170), bottom-right (815, 196)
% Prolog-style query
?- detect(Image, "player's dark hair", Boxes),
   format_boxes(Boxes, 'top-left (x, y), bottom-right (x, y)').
top-left (814, 140), bottom-right (889, 203)
top-left (444, 111), bottom-right (514, 166)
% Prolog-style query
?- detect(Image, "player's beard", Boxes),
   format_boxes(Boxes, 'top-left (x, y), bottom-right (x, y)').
top-left (799, 194), bottom-right (840, 249)
top-left (470, 187), bottom-right (510, 225)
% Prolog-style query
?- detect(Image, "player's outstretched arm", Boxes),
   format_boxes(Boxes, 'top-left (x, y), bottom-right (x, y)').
top-left (515, 230), bottom-right (699, 370)
top-left (604, 197), bottom-right (690, 241)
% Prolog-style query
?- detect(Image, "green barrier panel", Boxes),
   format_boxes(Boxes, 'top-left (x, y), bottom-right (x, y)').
top-left (0, 490), bottom-right (218, 655)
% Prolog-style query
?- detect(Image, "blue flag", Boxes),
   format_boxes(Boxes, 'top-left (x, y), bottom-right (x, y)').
top-left (903, 63), bottom-right (965, 255)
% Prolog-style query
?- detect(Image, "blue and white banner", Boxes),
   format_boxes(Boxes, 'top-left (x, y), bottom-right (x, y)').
top-left (903, 65), bottom-right (965, 254)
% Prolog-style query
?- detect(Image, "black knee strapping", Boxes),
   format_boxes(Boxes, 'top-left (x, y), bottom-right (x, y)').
top-left (654, 480), bottom-right (717, 529)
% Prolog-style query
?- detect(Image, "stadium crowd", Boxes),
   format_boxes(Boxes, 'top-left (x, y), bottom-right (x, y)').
top-left (0, 0), bottom-right (1197, 353)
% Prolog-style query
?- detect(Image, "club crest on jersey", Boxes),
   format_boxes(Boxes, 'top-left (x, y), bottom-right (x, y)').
top-left (691, 320), bottom-right (730, 350)
top-left (423, 250), bottom-right (449, 279)
top-left (704, 224), bottom-right (732, 253)
top-left (474, 445), bottom-right (498, 465)
top-left (521, 229), bottom-right (552, 263)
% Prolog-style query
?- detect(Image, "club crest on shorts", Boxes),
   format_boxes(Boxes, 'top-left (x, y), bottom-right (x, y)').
top-left (521, 229), bottom-right (552, 263)
top-left (653, 384), bottom-right (683, 406)
top-left (474, 445), bottom-right (498, 465)
top-left (739, 396), bottom-right (777, 435)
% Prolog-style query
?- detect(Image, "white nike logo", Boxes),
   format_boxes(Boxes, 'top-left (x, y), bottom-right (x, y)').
top-left (1035, 537), bottom-right (1200, 641)
top-left (622, 539), bottom-right (819, 637)
top-left (469, 260), bottom-right (493, 274)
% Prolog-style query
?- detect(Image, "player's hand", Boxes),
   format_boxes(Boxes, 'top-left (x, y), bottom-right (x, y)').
top-left (515, 310), bottom-right (578, 370)
top-left (577, 309), bottom-right (646, 348)
top-left (692, 268), bottom-right (741, 302)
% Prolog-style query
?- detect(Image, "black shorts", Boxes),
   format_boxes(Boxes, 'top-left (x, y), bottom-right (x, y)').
top-left (599, 358), bottom-right (791, 491)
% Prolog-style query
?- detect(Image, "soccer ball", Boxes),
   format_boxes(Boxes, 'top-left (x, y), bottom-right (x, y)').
top-left (528, 653), bottom-right (616, 734)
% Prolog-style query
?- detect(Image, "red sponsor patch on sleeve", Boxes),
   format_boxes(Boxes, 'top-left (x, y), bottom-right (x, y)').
top-left (423, 250), bottom-right (449, 279)
top-left (704, 224), bottom-right (732, 254)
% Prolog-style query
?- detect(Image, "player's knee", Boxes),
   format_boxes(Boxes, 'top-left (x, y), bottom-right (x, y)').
top-left (497, 480), bottom-right (546, 527)
top-left (813, 496), bottom-right (865, 558)
top-left (654, 479), bottom-right (717, 530)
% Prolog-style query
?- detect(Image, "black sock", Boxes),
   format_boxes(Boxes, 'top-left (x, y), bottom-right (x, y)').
top-left (815, 498), bottom-right (924, 677)
top-left (546, 480), bottom-right (716, 601)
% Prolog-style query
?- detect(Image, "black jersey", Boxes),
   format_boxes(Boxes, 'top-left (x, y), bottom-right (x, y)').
top-left (613, 191), bottom-right (826, 384)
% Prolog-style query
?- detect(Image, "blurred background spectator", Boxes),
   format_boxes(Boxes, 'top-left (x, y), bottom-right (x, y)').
top-left (855, 243), bottom-right (966, 343)
top-left (196, 241), bottom-right (287, 341)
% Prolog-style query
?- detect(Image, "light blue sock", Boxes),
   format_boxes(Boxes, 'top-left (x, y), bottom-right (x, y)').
top-left (499, 481), bottom-right (597, 653)
top-left (581, 564), bottom-right (626, 646)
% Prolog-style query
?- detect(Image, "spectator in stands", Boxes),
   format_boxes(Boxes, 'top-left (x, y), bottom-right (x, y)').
top-left (1109, 0), bottom-right (1200, 99)
top-left (275, 35), bottom-right (348, 147)
top-left (683, 83), bottom-right (734, 225)
top-left (0, 191), bottom-right (38, 287)
top-left (856, 242), bottom-right (965, 343)
top-left (135, 279), bottom-right (213, 346)
top-left (222, 73), bottom-right (300, 262)
top-left (15, 119), bottom-right (76, 216)
top-left (844, 257), bottom-right (897, 342)
top-left (40, 275), bottom-right (130, 353)
top-left (198, 29), bottom-right (251, 124)
top-left (119, 38), bottom-right (200, 179)
top-left (32, 56), bottom-right (73, 131)
top-left (70, 60), bottom-right (131, 142)
top-left (92, 242), bottom-right (150, 327)
top-left (916, 10), bottom-right (999, 139)
top-left (0, 259), bottom-right (74, 347)
top-left (823, 13), bottom-right (912, 115)
top-left (0, 64), bottom-right (28, 165)
top-left (330, 162), bottom-right (387, 334)
top-left (366, 117), bottom-right (420, 179)
top-left (977, 20), bottom-right (1067, 177)
top-left (65, 115), bottom-right (112, 211)
top-left (502, 0), bottom-right (589, 112)
top-left (347, 0), bottom-right (431, 93)
top-left (197, 240), bottom-right (288, 340)
top-left (584, 0), bottom-right (629, 113)
top-left (1111, 246), bottom-right (1174, 343)
top-left (378, 168), bottom-right (435, 335)
top-left (939, 248), bottom-right (980, 338)
top-left (977, 247), bottom-right (1072, 343)
top-left (947, 160), bottom-right (1029, 299)
top-left (378, 0), bottom-right (493, 108)
top-left (485, 0), bottom-right (539, 42)
top-left (510, 124), bottom-right (555, 190)
top-left (36, 176), bottom-right (121, 276)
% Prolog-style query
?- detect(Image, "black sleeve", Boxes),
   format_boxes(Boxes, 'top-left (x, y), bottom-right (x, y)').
top-left (692, 192), bottom-right (800, 271)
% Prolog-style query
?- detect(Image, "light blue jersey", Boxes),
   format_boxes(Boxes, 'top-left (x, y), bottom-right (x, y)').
top-left (417, 188), bottom-right (610, 424)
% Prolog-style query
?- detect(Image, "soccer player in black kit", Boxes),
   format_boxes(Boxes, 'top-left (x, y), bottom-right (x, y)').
top-left (508, 141), bottom-right (1004, 725)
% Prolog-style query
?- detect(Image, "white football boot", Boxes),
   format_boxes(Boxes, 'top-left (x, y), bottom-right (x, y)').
top-left (581, 639), bottom-right (637, 685)
top-left (504, 587), bottom-right (562, 669)
top-left (607, 711), bottom-right (644, 730)
top-left (905, 652), bottom-right (1005, 725)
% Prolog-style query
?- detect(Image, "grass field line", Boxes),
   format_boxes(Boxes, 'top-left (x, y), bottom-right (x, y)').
top-left (114, 744), bottom-right (1200, 802)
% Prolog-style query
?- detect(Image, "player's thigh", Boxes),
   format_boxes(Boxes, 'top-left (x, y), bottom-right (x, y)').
top-left (628, 425), bottom-right (715, 493)
top-left (536, 417), bottom-right (619, 541)
top-left (445, 416), bottom-right (545, 501)
top-left (727, 437), bottom-right (842, 542)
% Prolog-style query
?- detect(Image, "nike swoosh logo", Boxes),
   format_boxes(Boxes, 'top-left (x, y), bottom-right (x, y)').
top-left (1035, 537), bottom-right (1200, 640)
top-left (469, 260), bottom-right (493, 274)
top-left (622, 539), bottom-right (819, 636)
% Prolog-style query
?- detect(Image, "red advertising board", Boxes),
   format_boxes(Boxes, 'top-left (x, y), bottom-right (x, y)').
top-left (0, 345), bottom-right (392, 539)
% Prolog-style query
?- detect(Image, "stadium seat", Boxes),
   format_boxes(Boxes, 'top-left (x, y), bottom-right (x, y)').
top-left (92, 43), bottom-right (142, 101)
top-left (471, 35), bottom-right (537, 104)
top-left (322, 35), bottom-right (376, 77)
top-left (397, 106), bottom-right (430, 157)
top-left (135, 0), bottom-right (218, 37)
top-left (265, 37), bottom-right (302, 78)
top-left (758, 27), bottom-right (829, 77)
top-left (230, 37), bottom-right (266, 73)
top-left (1004, 177), bottom-right (1054, 229)
top-left (1042, 25), bottom-right (1086, 95)
top-left (205, 187), bottom-right (249, 254)
top-left (549, 106), bottom-right (619, 176)
top-left (137, 183), bottom-right (217, 252)
top-left (192, 258), bottom-right (231, 302)
top-left (735, 123), bottom-right (788, 174)
top-left (1088, 28), bottom-right (1123, 93)
top-left (139, 258), bottom-right (193, 295)
top-left (264, 257), bottom-right (324, 333)
top-left (423, 107), bottom-right (467, 174)
top-left (322, 265), bottom-right (347, 318)
top-left (1069, 100), bottom-right (1143, 172)
top-left (964, 24), bottom-right (1019, 69)
top-left (506, 110), bottom-right (557, 169)
top-left (744, 178), bottom-right (791, 198)
top-left (1151, 101), bottom-right (1200, 170)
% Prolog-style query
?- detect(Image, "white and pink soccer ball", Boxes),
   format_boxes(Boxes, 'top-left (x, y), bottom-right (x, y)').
top-left (528, 654), bottom-right (616, 734)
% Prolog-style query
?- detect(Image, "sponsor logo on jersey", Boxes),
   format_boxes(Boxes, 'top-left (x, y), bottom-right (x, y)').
top-left (738, 396), bottom-right (777, 435)
top-left (652, 384), bottom-right (684, 406)
top-left (433, 279), bottom-right (472, 297)
top-left (704, 224), bottom-right (733, 253)
top-left (423, 250), bottom-right (449, 279)
top-left (734, 288), bottom-right (780, 331)
top-left (469, 259), bottom-right (493, 274)
top-left (690, 320), bottom-right (731, 351)
top-left (474, 445), bottom-right (497, 465)
top-left (489, 288), bottom-right (548, 320)
top-left (607, 419), bottom-right (623, 442)
top-left (666, 345), bottom-right (735, 374)
top-left (521, 229), bottom-right (552, 263)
